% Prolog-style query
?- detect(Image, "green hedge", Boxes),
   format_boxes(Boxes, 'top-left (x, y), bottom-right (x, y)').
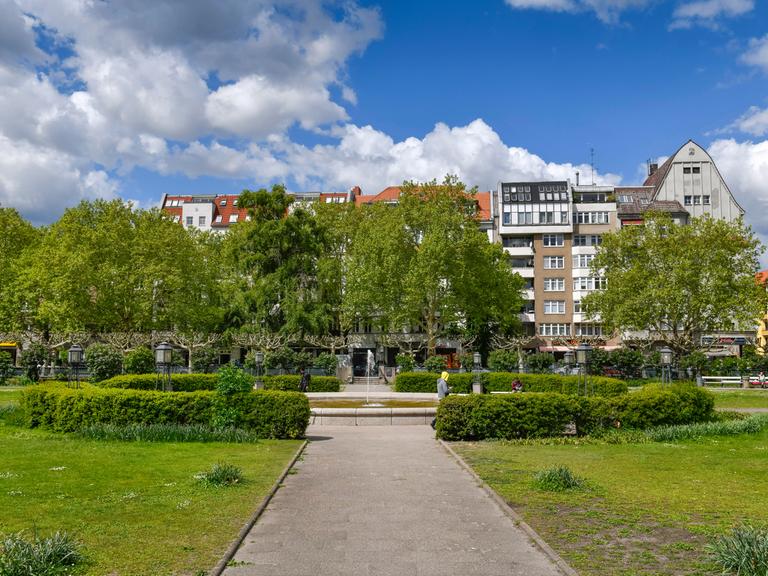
top-left (261, 375), bottom-right (341, 393)
top-left (394, 372), bottom-right (627, 397)
top-left (21, 384), bottom-right (309, 439)
top-left (96, 373), bottom-right (220, 391)
top-left (96, 373), bottom-right (342, 393)
top-left (436, 383), bottom-right (714, 440)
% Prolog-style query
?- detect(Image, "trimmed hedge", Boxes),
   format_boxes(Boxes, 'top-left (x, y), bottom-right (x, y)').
top-left (96, 373), bottom-right (220, 391)
top-left (395, 371), bottom-right (627, 397)
top-left (21, 384), bottom-right (309, 439)
top-left (261, 375), bottom-right (341, 393)
top-left (96, 373), bottom-right (342, 393)
top-left (436, 383), bottom-right (715, 440)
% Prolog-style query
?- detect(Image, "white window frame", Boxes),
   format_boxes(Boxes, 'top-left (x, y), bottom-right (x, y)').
top-left (543, 277), bottom-right (565, 291)
top-left (229, 214), bottom-right (239, 223)
top-left (543, 256), bottom-right (564, 269)
top-left (542, 234), bottom-right (564, 247)
top-left (544, 300), bottom-right (565, 314)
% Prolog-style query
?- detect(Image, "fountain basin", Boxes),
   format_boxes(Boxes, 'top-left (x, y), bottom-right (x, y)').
top-left (310, 407), bottom-right (436, 426)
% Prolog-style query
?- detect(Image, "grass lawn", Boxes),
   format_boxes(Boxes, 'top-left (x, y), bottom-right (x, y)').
top-left (0, 387), bottom-right (23, 407)
top-left (0, 413), bottom-right (302, 575)
top-left (454, 429), bottom-right (768, 576)
top-left (710, 389), bottom-right (768, 410)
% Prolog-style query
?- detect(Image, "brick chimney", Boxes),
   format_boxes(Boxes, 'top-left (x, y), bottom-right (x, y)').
top-left (350, 186), bottom-right (362, 202)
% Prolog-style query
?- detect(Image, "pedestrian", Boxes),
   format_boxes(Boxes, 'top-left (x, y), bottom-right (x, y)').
top-left (511, 378), bottom-right (523, 392)
top-left (299, 367), bottom-right (311, 393)
top-left (759, 371), bottom-right (766, 389)
top-left (431, 371), bottom-right (451, 429)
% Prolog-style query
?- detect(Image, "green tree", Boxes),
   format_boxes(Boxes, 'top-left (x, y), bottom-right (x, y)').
top-left (224, 185), bottom-right (331, 336)
top-left (0, 208), bottom-right (40, 331)
top-left (342, 176), bottom-right (524, 356)
top-left (11, 200), bottom-right (223, 335)
top-left (123, 347), bottom-right (155, 375)
top-left (526, 352), bottom-right (554, 374)
top-left (583, 213), bottom-right (766, 357)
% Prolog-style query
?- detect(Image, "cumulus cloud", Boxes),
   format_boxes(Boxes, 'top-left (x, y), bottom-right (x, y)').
top-left (670, 0), bottom-right (753, 29)
top-left (720, 106), bottom-right (768, 137)
top-left (504, 0), bottom-right (652, 23)
top-left (708, 138), bottom-right (768, 264)
top-left (0, 0), bottom-right (383, 222)
top-left (743, 34), bottom-right (768, 73)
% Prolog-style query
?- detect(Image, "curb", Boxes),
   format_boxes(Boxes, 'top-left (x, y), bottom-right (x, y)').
top-left (438, 440), bottom-right (579, 576)
top-left (210, 439), bottom-right (309, 576)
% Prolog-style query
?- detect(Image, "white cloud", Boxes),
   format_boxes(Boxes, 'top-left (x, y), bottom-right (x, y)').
top-left (743, 34), bottom-right (768, 73)
top-left (670, 0), bottom-right (753, 29)
top-left (206, 75), bottom-right (347, 138)
top-left (721, 106), bottom-right (768, 137)
top-left (0, 136), bottom-right (118, 225)
top-left (708, 138), bottom-right (768, 265)
top-left (504, 0), bottom-right (652, 23)
top-left (280, 119), bottom-right (621, 193)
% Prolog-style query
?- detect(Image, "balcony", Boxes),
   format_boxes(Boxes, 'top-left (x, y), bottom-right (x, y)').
top-left (504, 246), bottom-right (534, 257)
top-left (520, 312), bottom-right (536, 322)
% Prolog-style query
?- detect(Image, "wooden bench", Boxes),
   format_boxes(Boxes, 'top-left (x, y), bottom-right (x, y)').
top-left (701, 376), bottom-right (743, 387)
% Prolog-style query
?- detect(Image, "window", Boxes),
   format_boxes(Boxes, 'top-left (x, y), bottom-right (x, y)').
top-left (503, 192), bottom-right (510, 202)
top-left (185, 216), bottom-right (193, 226)
top-left (538, 323), bottom-right (570, 336)
top-left (683, 167), bottom-right (691, 174)
top-left (539, 211), bottom-right (554, 224)
top-left (575, 324), bottom-right (603, 337)
top-left (684, 196), bottom-right (692, 206)
top-left (693, 196), bottom-right (701, 205)
top-left (543, 277), bottom-right (565, 291)
top-left (703, 195), bottom-right (710, 205)
top-left (573, 300), bottom-right (581, 313)
top-left (573, 235), bottom-right (602, 246)
top-left (510, 194), bottom-right (517, 201)
top-left (574, 277), bottom-right (607, 291)
top-left (518, 212), bottom-right (533, 224)
top-left (503, 212), bottom-right (511, 225)
top-left (618, 195), bottom-right (632, 203)
top-left (229, 214), bottom-right (239, 223)
top-left (692, 166), bottom-right (700, 174)
top-left (542, 234), bottom-right (564, 247)
top-left (198, 216), bottom-right (206, 226)
top-left (233, 199), bottom-right (238, 206)
top-left (214, 215), bottom-right (223, 223)
top-left (543, 256), bottom-right (564, 269)
top-left (576, 211), bottom-right (609, 224)
top-left (544, 300), bottom-right (565, 314)
top-left (574, 254), bottom-right (595, 268)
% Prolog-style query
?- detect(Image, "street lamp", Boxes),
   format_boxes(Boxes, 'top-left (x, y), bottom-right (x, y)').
top-left (659, 347), bottom-right (673, 386)
top-left (68, 344), bottom-right (84, 388)
top-left (576, 343), bottom-right (592, 395)
top-left (154, 342), bottom-right (173, 391)
top-left (254, 351), bottom-right (264, 390)
top-left (472, 351), bottom-right (483, 394)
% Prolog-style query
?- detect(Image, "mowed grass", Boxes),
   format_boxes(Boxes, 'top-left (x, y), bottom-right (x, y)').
top-left (710, 389), bottom-right (768, 410)
top-left (0, 387), bottom-right (24, 407)
top-left (454, 429), bottom-right (768, 576)
top-left (0, 415), bottom-right (302, 575)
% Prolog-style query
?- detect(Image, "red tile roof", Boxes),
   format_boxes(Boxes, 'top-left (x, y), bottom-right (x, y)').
top-left (162, 194), bottom-right (249, 228)
top-left (354, 186), bottom-right (492, 220)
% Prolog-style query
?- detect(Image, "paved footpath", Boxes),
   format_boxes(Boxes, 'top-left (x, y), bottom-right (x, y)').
top-left (221, 426), bottom-right (567, 576)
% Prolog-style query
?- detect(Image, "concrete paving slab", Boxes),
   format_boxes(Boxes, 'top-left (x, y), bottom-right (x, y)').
top-left (221, 426), bottom-right (569, 576)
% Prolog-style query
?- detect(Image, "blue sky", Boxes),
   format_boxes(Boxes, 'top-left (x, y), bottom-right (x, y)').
top-left (1, 0), bottom-right (767, 256)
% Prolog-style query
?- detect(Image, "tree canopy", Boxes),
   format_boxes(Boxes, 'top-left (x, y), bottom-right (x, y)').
top-left (582, 213), bottom-right (767, 357)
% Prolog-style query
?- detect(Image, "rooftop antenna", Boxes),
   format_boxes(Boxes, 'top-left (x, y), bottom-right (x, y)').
top-left (590, 147), bottom-right (596, 185)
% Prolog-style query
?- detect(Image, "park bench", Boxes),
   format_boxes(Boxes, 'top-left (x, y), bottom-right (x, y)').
top-left (701, 376), bottom-right (768, 388)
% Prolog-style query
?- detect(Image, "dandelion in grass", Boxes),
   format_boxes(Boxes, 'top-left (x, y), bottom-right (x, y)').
top-left (0, 472), bottom-right (18, 479)
top-left (8, 490), bottom-right (22, 496)
top-left (177, 499), bottom-right (191, 510)
top-left (122, 492), bottom-right (138, 500)
top-left (532, 466), bottom-right (588, 492)
top-left (49, 466), bottom-right (66, 471)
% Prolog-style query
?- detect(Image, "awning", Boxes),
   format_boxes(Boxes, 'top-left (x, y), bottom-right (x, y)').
top-left (0, 342), bottom-right (17, 347)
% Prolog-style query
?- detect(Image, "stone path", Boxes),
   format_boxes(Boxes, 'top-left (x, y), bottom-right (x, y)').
top-left (221, 426), bottom-right (567, 576)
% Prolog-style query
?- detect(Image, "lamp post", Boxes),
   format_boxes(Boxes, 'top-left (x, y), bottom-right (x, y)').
top-left (472, 351), bottom-right (483, 394)
top-left (68, 344), bottom-right (83, 389)
top-left (659, 347), bottom-right (673, 386)
top-left (254, 351), bottom-right (264, 390)
top-left (563, 350), bottom-right (575, 394)
top-left (154, 342), bottom-right (173, 391)
top-left (576, 343), bottom-right (592, 395)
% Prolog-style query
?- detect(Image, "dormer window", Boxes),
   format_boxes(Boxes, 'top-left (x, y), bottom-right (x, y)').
top-left (214, 215), bottom-right (223, 223)
top-left (220, 199), bottom-right (227, 206)
top-left (229, 214), bottom-right (239, 223)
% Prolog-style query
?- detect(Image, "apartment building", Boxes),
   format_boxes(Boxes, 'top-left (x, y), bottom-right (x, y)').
top-left (496, 180), bottom-right (617, 350)
top-left (495, 139), bottom-right (747, 353)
